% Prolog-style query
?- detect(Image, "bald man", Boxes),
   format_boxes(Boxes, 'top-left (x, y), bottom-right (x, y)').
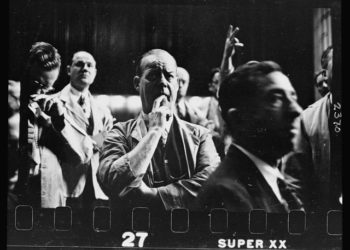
top-left (33, 51), bottom-right (113, 208)
top-left (175, 67), bottom-right (210, 127)
top-left (97, 49), bottom-right (220, 210)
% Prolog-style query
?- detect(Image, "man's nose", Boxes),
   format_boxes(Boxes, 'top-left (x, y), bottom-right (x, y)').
top-left (82, 63), bottom-right (89, 70)
top-left (288, 98), bottom-right (303, 118)
top-left (159, 73), bottom-right (168, 86)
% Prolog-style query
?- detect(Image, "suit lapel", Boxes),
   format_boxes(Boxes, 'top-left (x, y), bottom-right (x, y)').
top-left (59, 84), bottom-right (89, 127)
top-left (90, 94), bottom-right (102, 135)
top-left (228, 145), bottom-right (287, 212)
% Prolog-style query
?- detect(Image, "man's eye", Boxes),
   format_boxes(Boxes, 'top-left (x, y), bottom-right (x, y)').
top-left (167, 74), bottom-right (174, 79)
top-left (269, 94), bottom-right (284, 105)
top-left (74, 62), bottom-right (83, 67)
top-left (146, 71), bottom-right (158, 81)
top-left (290, 93), bottom-right (298, 102)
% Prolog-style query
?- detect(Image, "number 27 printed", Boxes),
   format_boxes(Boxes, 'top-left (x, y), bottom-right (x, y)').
top-left (122, 231), bottom-right (149, 247)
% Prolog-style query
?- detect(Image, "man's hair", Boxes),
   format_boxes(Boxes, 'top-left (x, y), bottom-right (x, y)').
top-left (321, 45), bottom-right (333, 70)
top-left (218, 61), bottom-right (282, 123)
top-left (135, 49), bottom-right (176, 76)
top-left (177, 67), bottom-right (190, 81)
top-left (70, 51), bottom-right (96, 66)
top-left (27, 42), bottom-right (61, 71)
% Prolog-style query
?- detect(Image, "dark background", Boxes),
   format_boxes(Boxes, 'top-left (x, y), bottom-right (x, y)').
top-left (9, 0), bottom-right (338, 108)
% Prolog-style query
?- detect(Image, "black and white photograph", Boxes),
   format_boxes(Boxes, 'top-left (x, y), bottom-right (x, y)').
top-left (8, 0), bottom-right (342, 249)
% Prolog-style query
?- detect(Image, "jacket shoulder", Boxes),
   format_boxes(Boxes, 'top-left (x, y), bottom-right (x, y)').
top-left (110, 119), bottom-right (137, 134)
top-left (303, 94), bottom-right (328, 114)
top-left (301, 94), bottom-right (329, 126)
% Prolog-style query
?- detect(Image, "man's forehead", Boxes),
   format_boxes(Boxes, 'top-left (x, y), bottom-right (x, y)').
top-left (141, 52), bottom-right (176, 71)
top-left (264, 71), bottom-right (295, 92)
top-left (72, 52), bottom-right (96, 64)
top-left (177, 68), bottom-right (189, 79)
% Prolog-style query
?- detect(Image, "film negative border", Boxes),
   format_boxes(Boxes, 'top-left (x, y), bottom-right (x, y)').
top-left (8, 205), bottom-right (342, 249)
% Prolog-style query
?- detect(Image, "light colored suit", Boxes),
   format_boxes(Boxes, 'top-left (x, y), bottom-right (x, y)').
top-left (291, 93), bottom-right (332, 211)
top-left (33, 84), bottom-right (113, 207)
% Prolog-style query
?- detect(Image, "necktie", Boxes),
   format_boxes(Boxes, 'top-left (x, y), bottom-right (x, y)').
top-left (78, 95), bottom-right (90, 118)
top-left (78, 94), bottom-right (94, 135)
top-left (277, 178), bottom-right (303, 212)
top-left (78, 95), bottom-right (86, 110)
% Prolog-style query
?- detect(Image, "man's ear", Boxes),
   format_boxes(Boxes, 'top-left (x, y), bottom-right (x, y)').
top-left (66, 65), bottom-right (71, 76)
top-left (226, 107), bottom-right (240, 127)
top-left (133, 76), bottom-right (140, 93)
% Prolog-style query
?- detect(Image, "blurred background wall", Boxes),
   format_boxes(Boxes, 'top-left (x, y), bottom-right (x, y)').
top-left (9, 0), bottom-right (340, 121)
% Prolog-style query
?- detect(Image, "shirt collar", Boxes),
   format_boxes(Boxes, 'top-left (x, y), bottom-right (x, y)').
top-left (69, 83), bottom-right (89, 98)
top-left (233, 142), bottom-right (285, 182)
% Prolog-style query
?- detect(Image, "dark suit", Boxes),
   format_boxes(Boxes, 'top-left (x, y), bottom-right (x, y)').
top-left (197, 144), bottom-right (303, 213)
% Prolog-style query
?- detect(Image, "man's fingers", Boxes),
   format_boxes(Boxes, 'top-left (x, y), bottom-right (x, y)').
top-left (152, 95), bottom-right (167, 111)
top-left (158, 105), bottom-right (170, 116)
top-left (231, 37), bottom-right (244, 47)
top-left (31, 94), bottom-right (46, 102)
top-left (226, 24), bottom-right (233, 38)
top-left (231, 26), bottom-right (240, 37)
top-left (46, 100), bottom-right (55, 113)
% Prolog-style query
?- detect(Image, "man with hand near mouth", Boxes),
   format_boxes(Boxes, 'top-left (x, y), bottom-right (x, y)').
top-left (97, 49), bottom-right (220, 210)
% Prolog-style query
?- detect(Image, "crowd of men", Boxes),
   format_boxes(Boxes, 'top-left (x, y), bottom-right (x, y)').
top-left (8, 25), bottom-right (341, 215)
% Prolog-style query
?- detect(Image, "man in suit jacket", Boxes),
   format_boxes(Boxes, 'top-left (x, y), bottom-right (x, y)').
top-left (292, 46), bottom-right (342, 211)
top-left (29, 51), bottom-right (113, 208)
top-left (97, 49), bottom-right (220, 210)
top-left (197, 61), bottom-right (304, 212)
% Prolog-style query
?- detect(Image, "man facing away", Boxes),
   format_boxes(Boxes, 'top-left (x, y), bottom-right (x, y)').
top-left (97, 49), bottom-right (220, 210)
top-left (197, 61), bottom-right (304, 212)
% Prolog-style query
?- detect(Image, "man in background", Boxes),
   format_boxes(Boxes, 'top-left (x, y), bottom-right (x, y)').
top-left (313, 46), bottom-right (332, 97)
top-left (25, 50), bottom-right (113, 208)
top-left (176, 66), bottom-right (211, 127)
top-left (293, 45), bottom-right (342, 211)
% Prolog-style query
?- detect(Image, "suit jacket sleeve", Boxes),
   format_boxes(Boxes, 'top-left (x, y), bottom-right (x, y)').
top-left (285, 116), bottom-right (318, 211)
top-left (97, 123), bottom-right (141, 199)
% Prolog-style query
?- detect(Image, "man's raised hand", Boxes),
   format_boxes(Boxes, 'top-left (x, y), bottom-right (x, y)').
top-left (148, 95), bottom-right (171, 131)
